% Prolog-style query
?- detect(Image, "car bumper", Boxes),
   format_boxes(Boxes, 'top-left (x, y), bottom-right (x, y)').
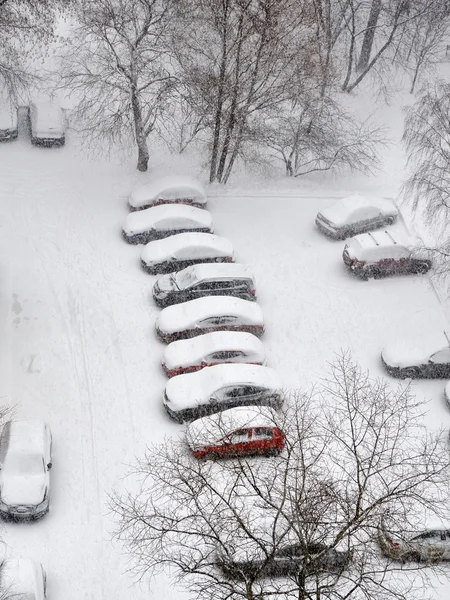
top-left (315, 218), bottom-right (342, 238)
top-left (0, 502), bottom-right (48, 520)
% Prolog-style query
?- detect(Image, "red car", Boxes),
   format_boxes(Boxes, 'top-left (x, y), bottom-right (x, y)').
top-left (185, 406), bottom-right (284, 459)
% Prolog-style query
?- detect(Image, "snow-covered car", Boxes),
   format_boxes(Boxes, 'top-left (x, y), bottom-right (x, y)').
top-left (444, 381), bottom-right (450, 408)
top-left (156, 296), bottom-right (265, 344)
top-left (122, 204), bottom-right (213, 244)
top-left (162, 331), bottom-right (266, 377)
top-left (0, 420), bottom-right (52, 520)
top-left (128, 175), bottom-right (206, 211)
top-left (316, 195), bottom-right (398, 239)
top-left (343, 230), bottom-right (431, 280)
top-left (378, 522), bottom-right (450, 562)
top-left (163, 364), bottom-right (283, 423)
top-left (153, 263), bottom-right (256, 308)
top-left (0, 557), bottom-right (47, 599)
top-left (185, 406), bottom-right (284, 459)
top-left (218, 542), bottom-right (351, 579)
top-left (381, 331), bottom-right (450, 379)
top-left (0, 100), bottom-right (18, 141)
top-left (28, 101), bottom-right (66, 147)
top-left (141, 232), bottom-right (234, 275)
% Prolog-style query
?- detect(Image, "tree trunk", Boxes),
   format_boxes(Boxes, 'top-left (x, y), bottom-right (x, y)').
top-left (131, 87), bottom-right (149, 172)
top-left (356, 0), bottom-right (382, 72)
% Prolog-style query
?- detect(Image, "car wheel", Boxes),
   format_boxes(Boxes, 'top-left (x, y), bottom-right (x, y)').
top-left (386, 216), bottom-right (395, 226)
top-left (203, 452), bottom-right (219, 461)
top-left (413, 262), bottom-right (430, 275)
top-left (399, 367), bottom-right (418, 379)
top-left (359, 269), bottom-right (370, 281)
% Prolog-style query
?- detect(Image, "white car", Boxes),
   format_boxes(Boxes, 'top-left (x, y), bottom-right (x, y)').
top-left (0, 100), bottom-right (18, 141)
top-left (0, 420), bottom-right (52, 520)
top-left (162, 331), bottom-right (266, 377)
top-left (141, 232), bottom-right (234, 275)
top-left (0, 557), bottom-right (47, 599)
top-left (381, 331), bottom-right (450, 379)
top-left (156, 296), bottom-right (265, 343)
top-left (316, 195), bottom-right (398, 239)
top-left (378, 522), bottom-right (450, 562)
top-left (128, 175), bottom-right (206, 211)
top-left (28, 101), bottom-right (66, 147)
top-left (163, 364), bottom-right (283, 422)
top-left (122, 204), bottom-right (213, 244)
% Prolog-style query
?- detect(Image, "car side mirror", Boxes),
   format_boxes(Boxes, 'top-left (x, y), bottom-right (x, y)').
top-left (47, 462), bottom-right (52, 470)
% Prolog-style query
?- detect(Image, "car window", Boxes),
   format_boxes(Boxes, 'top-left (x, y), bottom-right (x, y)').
top-left (199, 315), bottom-right (238, 326)
top-left (252, 427), bottom-right (273, 439)
top-left (430, 348), bottom-right (450, 364)
top-left (210, 350), bottom-right (244, 360)
top-left (411, 530), bottom-right (439, 541)
top-left (228, 429), bottom-right (250, 444)
top-left (224, 386), bottom-right (249, 398)
top-left (350, 207), bottom-right (380, 222)
top-left (276, 544), bottom-right (303, 558)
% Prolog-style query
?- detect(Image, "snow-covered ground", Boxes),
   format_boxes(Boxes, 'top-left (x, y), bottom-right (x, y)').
top-left (0, 98), bottom-right (449, 600)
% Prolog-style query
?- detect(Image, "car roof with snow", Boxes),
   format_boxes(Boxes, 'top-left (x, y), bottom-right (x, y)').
top-left (319, 195), bottom-right (397, 226)
top-left (186, 405), bottom-right (280, 447)
top-left (141, 232), bottom-right (233, 263)
top-left (156, 296), bottom-right (264, 333)
top-left (30, 101), bottom-right (65, 130)
top-left (163, 331), bottom-right (265, 369)
top-left (346, 230), bottom-right (413, 259)
top-left (0, 100), bottom-right (17, 130)
top-left (382, 330), bottom-right (450, 367)
top-left (165, 364), bottom-right (282, 408)
top-left (123, 204), bottom-right (213, 235)
top-left (2, 419), bottom-right (49, 454)
top-left (174, 263), bottom-right (255, 286)
top-left (0, 557), bottom-right (43, 600)
top-left (129, 175), bottom-right (206, 209)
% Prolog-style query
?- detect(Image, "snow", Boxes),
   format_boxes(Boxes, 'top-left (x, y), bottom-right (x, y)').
top-left (346, 229), bottom-right (412, 260)
top-left (0, 105), bottom-right (17, 130)
top-left (164, 364), bottom-right (282, 411)
top-left (141, 232), bottom-right (234, 265)
top-left (185, 406), bottom-right (279, 448)
top-left (317, 195), bottom-right (398, 227)
top-left (29, 101), bottom-right (65, 135)
top-left (381, 331), bottom-right (449, 368)
top-left (123, 204), bottom-right (213, 236)
top-left (129, 175), bottom-right (206, 210)
top-left (0, 557), bottom-right (45, 600)
top-left (156, 297), bottom-right (265, 334)
top-left (163, 331), bottom-right (265, 371)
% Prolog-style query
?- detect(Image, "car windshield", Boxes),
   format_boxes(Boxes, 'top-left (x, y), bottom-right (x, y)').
top-left (175, 268), bottom-right (197, 289)
top-left (3, 453), bottom-right (43, 475)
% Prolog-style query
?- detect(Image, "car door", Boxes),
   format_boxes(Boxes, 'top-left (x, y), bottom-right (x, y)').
top-left (222, 429), bottom-right (251, 456)
top-left (349, 207), bottom-right (380, 234)
top-left (191, 281), bottom-right (214, 300)
top-left (248, 427), bottom-right (274, 453)
top-left (428, 347), bottom-right (450, 377)
top-left (273, 544), bottom-right (303, 575)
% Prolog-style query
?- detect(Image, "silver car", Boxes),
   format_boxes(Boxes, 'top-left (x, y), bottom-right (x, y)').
top-left (378, 522), bottom-right (450, 561)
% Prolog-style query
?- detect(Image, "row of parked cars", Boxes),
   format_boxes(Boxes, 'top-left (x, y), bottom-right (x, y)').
top-left (0, 98), bottom-right (66, 147)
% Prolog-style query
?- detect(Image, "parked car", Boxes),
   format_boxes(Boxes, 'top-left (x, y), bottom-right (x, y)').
top-left (0, 419), bottom-right (52, 520)
top-left (378, 521), bottom-right (450, 562)
top-left (153, 263), bottom-right (256, 308)
top-left (156, 296), bottom-right (265, 344)
top-left (0, 100), bottom-right (18, 141)
top-left (381, 331), bottom-right (450, 379)
top-left (217, 542), bottom-right (351, 579)
top-left (28, 101), bottom-right (66, 147)
top-left (128, 175), bottom-right (206, 211)
top-left (186, 405), bottom-right (284, 459)
top-left (163, 363), bottom-right (282, 423)
top-left (0, 557), bottom-right (47, 599)
top-left (444, 381), bottom-right (450, 407)
top-left (316, 195), bottom-right (398, 239)
top-left (162, 331), bottom-right (266, 377)
top-left (122, 204), bottom-right (213, 244)
top-left (343, 230), bottom-right (431, 280)
top-left (141, 232), bottom-right (234, 275)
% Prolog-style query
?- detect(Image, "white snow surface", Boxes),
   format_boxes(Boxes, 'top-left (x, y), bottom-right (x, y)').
top-left (0, 105), bottom-right (17, 130)
top-left (0, 557), bottom-right (45, 600)
top-left (141, 232), bottom-right (234, 264)
top-left (156, 297), bottom-right (264, 334)
top-left (123, 204), bottom-right (213, 235)
top-left (129, 175), bottom-right (206, 209)
top-left (163, 331), bottom-right (265, 371)
top-left (381, 331), bottom-right (450, 368)
top-left (185, 405), bottom-right (279, 448)
top-left (318, 195), bottom-right (398, 226)
top-left (164, 364), bottom-right (282, 411)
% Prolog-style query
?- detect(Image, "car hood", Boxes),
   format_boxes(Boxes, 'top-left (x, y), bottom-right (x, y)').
top-left (382, 333), bottom-right (448, 368)
top-left (0, 474), bottom-right (46, 506)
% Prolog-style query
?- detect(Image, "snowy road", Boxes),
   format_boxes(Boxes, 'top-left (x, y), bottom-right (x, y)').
top-left (0, 130), bottom-right (448, 598)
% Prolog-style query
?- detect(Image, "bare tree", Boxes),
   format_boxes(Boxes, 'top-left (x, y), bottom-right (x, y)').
top-left (58, 0), bottom-right (177, 171)
top-left (112, 354), bottom-right (450, 600)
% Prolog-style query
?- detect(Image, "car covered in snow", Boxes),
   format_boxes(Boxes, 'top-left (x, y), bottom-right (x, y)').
top-left (444, 381), bottom-right (450, 407)
top-left (378, 521), bottom-right (450, 562)
top-left (122, 204), bottom-right (213, 244)
top-left (156, 296), bottom-right (265, 344)
top-left (0, 557), bottom-right (47, 600)
top-left (162, 331), bottom-right (266, 377)
top-left (343, 230), bottom-right (431, 280)
top-left (185, 406), bottom-right (284, 459)
top-left (128, 175), bottom-right (206, 211)
top-left (0, 420), bottom-right (52, 520)
top-left (0, 100), bottom-right (18, 141)
top-left (381, 331), bottom-right (450, 379)
top-left (141, 232), bottom-right (234, 275)
top-left (316, 195), bottom-right (398, 239)
top-left (28, 101), bottom-right (66, 147)
top-left (153, 263), bottom-right (256, 308)
top-left (217, 542), bottom-right (351, 579)
top-left (163, 364), bottom-right (282, 423)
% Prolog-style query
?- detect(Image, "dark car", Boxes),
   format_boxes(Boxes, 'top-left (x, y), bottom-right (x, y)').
top-left (153, 263), bottom-right (256, 307)
top-left (381, 331), bottom-right (450, 379)
top-left (218, 542), bottom-right (351, 579)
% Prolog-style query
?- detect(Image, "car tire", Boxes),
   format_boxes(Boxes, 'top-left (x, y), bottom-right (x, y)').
top-left (413, 262), bottom-right (430, 275)
top-left (203, 452), bottom-right (219, 461)
top-left (386, 216), bottom-right (395, 226)
top-left (360, 270), bottom-right (370, 281)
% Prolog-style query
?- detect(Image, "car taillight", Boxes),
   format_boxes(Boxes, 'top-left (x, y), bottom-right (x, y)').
top-left (249, 289), bottom-right (256, 296)
top-left (385, 534), bottom-right (399, 547)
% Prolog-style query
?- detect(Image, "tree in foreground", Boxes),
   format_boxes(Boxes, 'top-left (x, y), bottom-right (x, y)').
top-left (112, 353), bottom-right (450, 600)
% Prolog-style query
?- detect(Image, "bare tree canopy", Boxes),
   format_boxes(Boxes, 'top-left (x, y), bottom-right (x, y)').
top-left (112, 354), bottom-right (450, 600)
